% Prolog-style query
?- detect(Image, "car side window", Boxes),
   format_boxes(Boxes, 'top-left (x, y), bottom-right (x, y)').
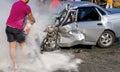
top-left (77, 7), bottom-right (101, 22)
top-left (96, 7), bottom-right (106, 15)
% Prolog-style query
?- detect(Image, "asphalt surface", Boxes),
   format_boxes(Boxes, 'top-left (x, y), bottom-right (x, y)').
top-left (55, 42), bottom-right (120, 72)
top-left (0, 43), bottom-right (120, 72)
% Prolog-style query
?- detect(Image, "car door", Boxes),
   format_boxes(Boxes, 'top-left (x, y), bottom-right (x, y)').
top-left (58, 10), bottom-right (85, 47)
top-left (76, 6), bottom-right (105, 42)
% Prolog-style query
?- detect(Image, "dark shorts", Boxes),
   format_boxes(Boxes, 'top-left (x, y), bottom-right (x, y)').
top-left (5, 26), bottom-right (25, 43)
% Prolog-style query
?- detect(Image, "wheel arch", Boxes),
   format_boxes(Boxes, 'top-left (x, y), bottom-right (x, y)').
top-left (104, 29), bottom-right (116, 38)
top-left (96, 29), bottom-right (116, 47)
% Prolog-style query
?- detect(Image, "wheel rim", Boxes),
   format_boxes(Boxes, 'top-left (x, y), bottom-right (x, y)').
top-left (99, 32), bottom-right (113, 47)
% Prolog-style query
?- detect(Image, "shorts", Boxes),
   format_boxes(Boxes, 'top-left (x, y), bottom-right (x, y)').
top-left (5, 26), bottom-right (25, 43)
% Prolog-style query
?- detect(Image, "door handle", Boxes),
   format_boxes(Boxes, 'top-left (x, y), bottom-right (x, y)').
top-left (97, 23), bottom-right (103, 26)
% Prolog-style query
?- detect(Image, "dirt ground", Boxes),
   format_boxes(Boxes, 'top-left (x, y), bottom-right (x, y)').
top-left (76, 44), bottom-right (120, 72)
top-left (0, 43), bottom-right (120, 72)
top-left (55, 41), bottom-right (120, 72)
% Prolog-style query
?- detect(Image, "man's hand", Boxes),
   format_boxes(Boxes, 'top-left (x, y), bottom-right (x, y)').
top-left (24, 23), bottom-right (32, 34)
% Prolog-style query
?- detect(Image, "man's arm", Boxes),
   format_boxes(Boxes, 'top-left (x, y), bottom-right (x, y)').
top-left (28, 13), bottom-right (35, 25)
top-left (24, 13), bottom-right (35, 34)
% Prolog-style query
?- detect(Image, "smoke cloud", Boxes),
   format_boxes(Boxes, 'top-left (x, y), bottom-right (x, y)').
top-left (0, 0), bottom-right (82, 72)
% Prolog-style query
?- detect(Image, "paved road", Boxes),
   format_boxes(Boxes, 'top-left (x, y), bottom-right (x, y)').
top-left (77, 44), bottom-right (120, 72)
top-left (55, 42), bottom-right (120, 72)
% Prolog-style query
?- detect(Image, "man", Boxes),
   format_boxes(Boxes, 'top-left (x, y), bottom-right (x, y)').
top-left (6, 0), bottom-right (35, 69)
top-left (91, 0), bottom-right (97, 3)
top-left (106, 0), bottom-right (113, 8)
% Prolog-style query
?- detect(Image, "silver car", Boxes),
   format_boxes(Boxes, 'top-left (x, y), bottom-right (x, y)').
top-left (41, 1), bottom-right (120, 50)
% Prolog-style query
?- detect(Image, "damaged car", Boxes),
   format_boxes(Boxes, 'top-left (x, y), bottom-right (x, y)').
top-left (41, 1), bottom-right (120, 51)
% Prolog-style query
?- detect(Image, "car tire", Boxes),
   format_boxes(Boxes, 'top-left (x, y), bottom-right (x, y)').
top-left (97, 31), bottom-right (115, 48)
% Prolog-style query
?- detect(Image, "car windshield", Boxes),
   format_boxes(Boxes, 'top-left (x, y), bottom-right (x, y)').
top-left (59, 9), bottom-right (68, 21)
top-left (54, 9), bottom-right (69, 26)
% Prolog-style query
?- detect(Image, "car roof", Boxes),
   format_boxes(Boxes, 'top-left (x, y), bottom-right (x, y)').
top-left (62, 1), bottom-right (98, 8)
top-left (52, 1), bottom-right (106, 14)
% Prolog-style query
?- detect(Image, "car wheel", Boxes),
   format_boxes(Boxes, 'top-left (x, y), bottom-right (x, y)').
top-left (41, 34), bottom-right (60, 52)
top-left (97, 31), bottom-right (115, 48)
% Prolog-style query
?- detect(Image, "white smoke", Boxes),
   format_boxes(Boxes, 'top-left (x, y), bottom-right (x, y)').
top-left (0, 0), bottom-right (82, 72)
